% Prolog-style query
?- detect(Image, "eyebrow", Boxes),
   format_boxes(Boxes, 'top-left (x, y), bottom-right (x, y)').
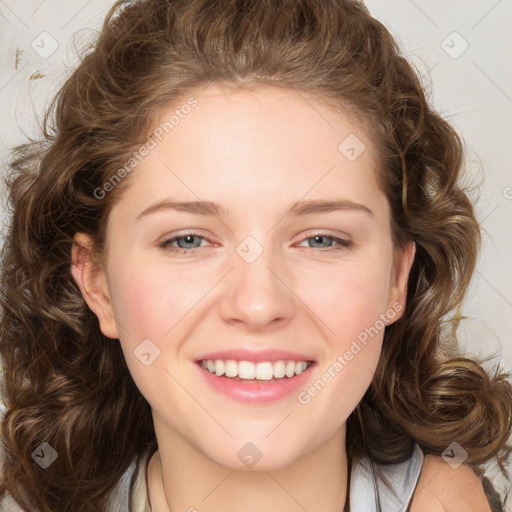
top-left (137, 198), bottom-right (374, 219)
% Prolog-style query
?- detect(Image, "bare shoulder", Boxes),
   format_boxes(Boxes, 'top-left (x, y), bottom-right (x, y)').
top-left (409, 454), bottom-right (491, 512)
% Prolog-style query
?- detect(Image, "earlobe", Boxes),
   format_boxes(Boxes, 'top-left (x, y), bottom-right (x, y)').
top-left (386, 240), bottom-right (416, 323)
top-left (70, 233), bottom-right (119, 339)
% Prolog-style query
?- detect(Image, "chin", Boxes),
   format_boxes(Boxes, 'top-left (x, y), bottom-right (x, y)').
top-left (198, 436), bottom-right (311, 472)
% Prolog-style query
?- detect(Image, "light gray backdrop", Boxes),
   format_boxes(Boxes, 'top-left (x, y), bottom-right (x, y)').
top-left (0, 1), bottom-right (511, 375)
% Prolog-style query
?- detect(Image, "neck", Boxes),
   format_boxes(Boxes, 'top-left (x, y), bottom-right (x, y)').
top-left (147, 421), bottom-right (348, 512)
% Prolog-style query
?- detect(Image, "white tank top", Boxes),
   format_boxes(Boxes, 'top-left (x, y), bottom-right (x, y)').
top-left (348, 442), bottom-right (424, 511)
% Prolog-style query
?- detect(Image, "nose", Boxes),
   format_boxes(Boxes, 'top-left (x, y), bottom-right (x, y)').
top-left (219, 241), bottom-right (295, 332)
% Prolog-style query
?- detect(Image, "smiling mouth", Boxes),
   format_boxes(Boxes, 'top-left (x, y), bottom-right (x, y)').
top-left (199, 359), bottom-right (314, 382)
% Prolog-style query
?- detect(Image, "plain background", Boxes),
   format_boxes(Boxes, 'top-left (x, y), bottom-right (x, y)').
top-left (0, 0), bottom-right (511, 377)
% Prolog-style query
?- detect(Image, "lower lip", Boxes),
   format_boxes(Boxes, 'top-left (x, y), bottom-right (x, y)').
top-left (197, 363), bottom-right (316, 403)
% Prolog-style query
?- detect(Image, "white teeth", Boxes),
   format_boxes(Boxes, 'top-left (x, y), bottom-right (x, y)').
top-left (273, 360), bottom-right (286, 379)
top-left (214, 360), bottom-right (225, 376)
top-left (238, 361), bottom-right (255, 379)
top-left (200, 359), bottom-right (311, 380)
top-left (294, 361), bottom-right (308, 375)
top-left (225, 360), bottom-right (238, 378)
top-left (255, 362), bottom-right (274, 380)
top-left (285, 361), bottom-right (296, 378)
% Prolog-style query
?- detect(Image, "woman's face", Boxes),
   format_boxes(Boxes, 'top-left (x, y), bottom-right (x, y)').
top-left (74, 84), bottom-right (414, 470)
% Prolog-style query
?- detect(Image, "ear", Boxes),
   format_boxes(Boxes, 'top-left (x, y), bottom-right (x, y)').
top-left (70, 233), bottom-right (119, 339)
top-left (386, 240), bottom-right (416, 324)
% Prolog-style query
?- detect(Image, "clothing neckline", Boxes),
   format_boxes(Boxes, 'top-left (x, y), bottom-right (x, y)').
top-left (130, 444), bottom-right (425, 512)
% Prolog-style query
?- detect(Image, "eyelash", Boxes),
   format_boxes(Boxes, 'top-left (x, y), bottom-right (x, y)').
top-left (159, 231), bottom-right (353, 255)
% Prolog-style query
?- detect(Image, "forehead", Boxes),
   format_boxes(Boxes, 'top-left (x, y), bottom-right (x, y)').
top-left (109, 83), bottom-right (387, 220)
top-left (167, 83), bottom-right (375, 155)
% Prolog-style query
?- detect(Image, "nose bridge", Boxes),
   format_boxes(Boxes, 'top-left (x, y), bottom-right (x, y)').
top-left (219, 234), bottom-right (294, 330)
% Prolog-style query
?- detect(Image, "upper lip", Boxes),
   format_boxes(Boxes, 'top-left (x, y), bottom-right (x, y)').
top-left (196, 348), bottom-right (315, 363)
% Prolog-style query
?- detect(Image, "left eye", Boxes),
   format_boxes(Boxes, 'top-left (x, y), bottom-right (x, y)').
top-left (159, 232), bottom-right (352, 255)
top-left (160, 233), bottom-right (209, 254)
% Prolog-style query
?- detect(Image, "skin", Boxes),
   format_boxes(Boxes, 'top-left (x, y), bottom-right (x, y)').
top-left (411, 456), bottom-right (492, 512)
top-left (71, 83), bottom-right (418, 511)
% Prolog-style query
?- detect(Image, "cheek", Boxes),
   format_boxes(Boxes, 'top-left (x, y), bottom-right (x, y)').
top-left (295, 267), bottom-right (390, 430)
top-left (295, 256), bottom-right (393, 410)
top-left (303, 260), bottom-right (393, 345)
top-left (107, 258), bottom-right (192, 341)
top-left (105, 261), bottom-right (184, 404)
top-left (108, 272), bottom-right (163, 340)
top-left (105, 258), bottom-right (210, 388)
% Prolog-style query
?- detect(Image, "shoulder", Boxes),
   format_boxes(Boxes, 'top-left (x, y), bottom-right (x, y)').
top-left (410, 454), bottom-right (491, 512)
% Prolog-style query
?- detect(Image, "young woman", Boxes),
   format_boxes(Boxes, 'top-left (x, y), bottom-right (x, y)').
top-left (1, 0), bottom-right (511, 511)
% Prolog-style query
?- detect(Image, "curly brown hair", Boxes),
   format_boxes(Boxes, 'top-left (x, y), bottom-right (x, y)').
top-left (1, 0), bottom-right (511, 510)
